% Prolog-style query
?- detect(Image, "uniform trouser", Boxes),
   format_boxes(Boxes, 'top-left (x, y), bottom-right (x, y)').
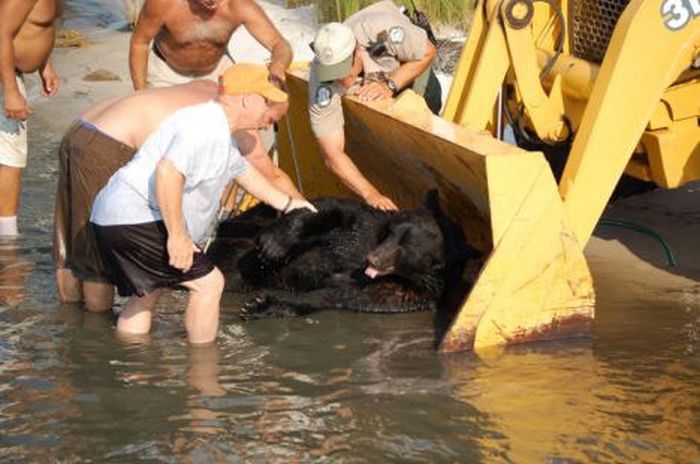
top-left (53, 121), bottom-right (136, 282)
top-left (412, 67), bottom-right (442, 116)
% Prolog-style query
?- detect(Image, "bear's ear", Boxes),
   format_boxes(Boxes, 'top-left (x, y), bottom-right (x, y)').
top-left (423, 189), bottom-right (441, 216)
top-left (424, 188), bottom-right (482, 261)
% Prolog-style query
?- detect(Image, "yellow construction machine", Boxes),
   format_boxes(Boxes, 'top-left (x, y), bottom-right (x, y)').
top-left (275, 0), bottom-right (700, 354)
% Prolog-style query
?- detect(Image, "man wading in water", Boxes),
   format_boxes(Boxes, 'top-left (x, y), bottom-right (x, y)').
top-left (0, 0), bottom-right (61, 236)
top-left (89, 65), bottom-right (316, 343)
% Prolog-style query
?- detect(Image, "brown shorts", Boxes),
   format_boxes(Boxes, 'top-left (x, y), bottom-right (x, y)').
top-left (53, 121), bottom-right (136, 282)
top-left (92, 221), bottom-right (215, 297)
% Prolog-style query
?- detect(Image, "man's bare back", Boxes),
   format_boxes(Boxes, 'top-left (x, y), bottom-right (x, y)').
top-left (82, 80), bottom-right (219, 149)
top-left (129, 0), bottom-right (292, 90)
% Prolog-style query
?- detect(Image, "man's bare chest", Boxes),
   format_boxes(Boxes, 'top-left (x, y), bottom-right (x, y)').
top-left (24, 0), bottom-right (58, 29)
top-left (164, 14), bottom-right (240, 47)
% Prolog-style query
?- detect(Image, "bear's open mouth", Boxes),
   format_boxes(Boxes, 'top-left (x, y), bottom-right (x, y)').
top-left (364, 265), bottom-right (394, 279)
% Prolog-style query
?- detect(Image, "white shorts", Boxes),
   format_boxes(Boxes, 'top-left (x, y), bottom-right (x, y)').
top-left (0, 74), bottom-right (28, 168)
top-left (147, 45), bottom-right (234, 88)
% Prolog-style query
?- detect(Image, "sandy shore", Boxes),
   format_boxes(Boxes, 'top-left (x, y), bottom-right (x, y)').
top-left (28, 1), bottom-right (318, 135)
top-left (588, 182), bottom-right (700, 304)
top-left (26, 1), bottom-right (699, 309)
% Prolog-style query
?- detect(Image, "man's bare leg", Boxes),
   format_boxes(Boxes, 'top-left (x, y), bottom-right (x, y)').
top-left (56, 268), bottom-right (83, 303)
top-left (0, 166), bottom-right (21, 236)
top-left (117, 289), bottom-right (164, 336)
top-left (181, 268), bottom-right (225, 345)
top-left (84, 281), bottom-right (115, 312)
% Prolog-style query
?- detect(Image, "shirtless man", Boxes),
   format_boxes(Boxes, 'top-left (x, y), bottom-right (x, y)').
top-left (0, 0), bottom-right (61, 236)
top-left (54, 77), bottom-right (298, 312)
top-left (129, 0), bottom-right (292, 90)
top-left (129, 0), bottom-right (297, 218)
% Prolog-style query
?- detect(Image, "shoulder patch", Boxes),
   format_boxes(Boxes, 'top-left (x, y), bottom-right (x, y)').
top-left (388, 26), bottom-right (405, 44)
top-left (316, 85), bottom-right (332, 108)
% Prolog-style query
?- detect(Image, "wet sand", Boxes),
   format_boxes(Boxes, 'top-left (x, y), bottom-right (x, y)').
top-left (589, 182), bottom-right (700, 308)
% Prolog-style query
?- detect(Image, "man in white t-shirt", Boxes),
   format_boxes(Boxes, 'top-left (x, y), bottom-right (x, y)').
top-left (90, 64), bottom-right (315, 345)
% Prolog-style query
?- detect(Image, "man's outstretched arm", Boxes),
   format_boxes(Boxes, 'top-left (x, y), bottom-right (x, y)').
top-left (237, 0), bottom-right (292, 83)
top-left (316, 128), bottom-right (397, 211)
top-left (235, 128), bottom-right (304, 199)
top-left (129, 0), bottom-right (165, 90)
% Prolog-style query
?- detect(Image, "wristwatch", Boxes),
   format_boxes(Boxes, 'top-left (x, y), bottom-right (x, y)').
top-left (386, 79), bottom-right (399, 97)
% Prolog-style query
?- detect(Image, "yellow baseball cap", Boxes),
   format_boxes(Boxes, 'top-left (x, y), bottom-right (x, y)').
top-left (219, 64), bottom-right (288, 103)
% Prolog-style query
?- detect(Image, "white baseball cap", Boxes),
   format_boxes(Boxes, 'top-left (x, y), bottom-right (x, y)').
top-left (312, 22), bottom-right (357, 82)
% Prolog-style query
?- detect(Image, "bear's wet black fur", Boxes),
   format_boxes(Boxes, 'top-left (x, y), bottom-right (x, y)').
top-left (207, 194), bottom-right (479, 319)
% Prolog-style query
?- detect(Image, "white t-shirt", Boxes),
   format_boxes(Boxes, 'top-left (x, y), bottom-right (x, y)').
top-left (91, 101), bottom-right (249, 244)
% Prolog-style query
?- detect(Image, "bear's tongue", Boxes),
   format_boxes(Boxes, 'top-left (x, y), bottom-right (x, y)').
top-left (365, 266), bottom-right (379, 279)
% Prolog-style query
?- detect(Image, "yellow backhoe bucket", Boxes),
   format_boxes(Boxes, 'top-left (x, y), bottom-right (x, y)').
top-left (274, 0), bottom-right (699, 354)
top-left (277, 69), bottom-right (595, 354)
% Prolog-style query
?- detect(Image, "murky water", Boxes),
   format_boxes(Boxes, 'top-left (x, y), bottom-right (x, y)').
top-left (1, 2), bottom-right (699, 462)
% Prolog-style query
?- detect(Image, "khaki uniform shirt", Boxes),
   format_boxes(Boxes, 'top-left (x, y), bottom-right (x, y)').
top-left (308, 0), bottom-right (429, 138)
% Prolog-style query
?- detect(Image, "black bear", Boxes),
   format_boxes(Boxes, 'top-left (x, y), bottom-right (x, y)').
top-left (207, 195), bottom-right (478, 319)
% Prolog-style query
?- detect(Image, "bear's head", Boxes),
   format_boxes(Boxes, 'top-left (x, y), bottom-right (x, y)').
top-left (364, 209), bottom-right (445, 295)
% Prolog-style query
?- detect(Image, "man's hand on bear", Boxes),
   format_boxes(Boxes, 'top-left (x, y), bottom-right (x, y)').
top-left (284, 198), bottom-right (318, 214)
top-left (258, 204), bottom-right (316, 262)
top-left (364, 191), bottom-right (398, 211)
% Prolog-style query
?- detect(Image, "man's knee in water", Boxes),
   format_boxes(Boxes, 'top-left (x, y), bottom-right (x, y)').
top-left (56, 267), bottom-right (83, 303)
top-left (83, 281), bottom-right (114, 312)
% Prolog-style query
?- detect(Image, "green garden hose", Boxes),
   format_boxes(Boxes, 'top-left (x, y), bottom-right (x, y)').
top-left (598, 218), bottom-right (678, 267)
